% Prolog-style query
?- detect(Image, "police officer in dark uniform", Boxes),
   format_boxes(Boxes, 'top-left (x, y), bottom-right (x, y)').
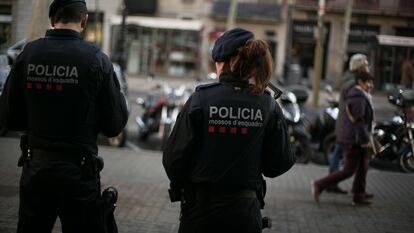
top-left (0, 1), bottom-right (128, 232)
top-left (163, 28), bottom-right (295, 233)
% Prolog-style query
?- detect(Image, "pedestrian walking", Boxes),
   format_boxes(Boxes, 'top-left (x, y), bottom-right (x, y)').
top-left (0, 0), bottom-right (128, 232)
top-left (312, 71), bottom-right (374, 205)
top-left (162, 28), bottom-right (295, 233)
top-left (326, 53), bottom-right (370, 194)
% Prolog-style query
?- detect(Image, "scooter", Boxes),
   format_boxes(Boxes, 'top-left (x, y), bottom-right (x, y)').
top-left (306, 85), bottom-right (339, 164)
top-left (283, 84), bottom-right (340, 165)
top-left (372, 89), bottom-right (414, 173)
top-left (276, 85), bottom-right (312, 163)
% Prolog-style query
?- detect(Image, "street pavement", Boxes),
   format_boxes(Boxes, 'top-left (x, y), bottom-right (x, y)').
top-left (1, 137), bottom-right (414, 233)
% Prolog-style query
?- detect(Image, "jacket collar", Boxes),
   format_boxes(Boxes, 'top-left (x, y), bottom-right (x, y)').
top-left (219, 73), bottom-right (249, 87)
top-left (45, 29), bottom-right (82, 40)
top-left (348, 85), bottom-right (366, 97)
top-left (355, 85), bottom-right (369, 97)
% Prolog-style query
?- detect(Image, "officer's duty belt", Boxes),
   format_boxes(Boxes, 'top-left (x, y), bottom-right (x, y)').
top-left (28, 148), bottom-right (88, 166)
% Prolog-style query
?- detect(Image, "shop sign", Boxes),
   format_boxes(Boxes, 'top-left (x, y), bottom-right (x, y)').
top-left (377, 35), bottom-right (414, 47)
top-left (349, 24), bottom-right (379, 42)
top-left (292, 21), bottom-right (329, 39)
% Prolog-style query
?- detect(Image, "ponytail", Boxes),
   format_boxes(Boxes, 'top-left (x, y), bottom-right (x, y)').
top-left (222, 38), bottom-right (273, 94)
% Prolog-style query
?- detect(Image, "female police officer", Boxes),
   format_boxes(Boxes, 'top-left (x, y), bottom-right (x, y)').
top-left (163, 28), bottom-right (294, 233)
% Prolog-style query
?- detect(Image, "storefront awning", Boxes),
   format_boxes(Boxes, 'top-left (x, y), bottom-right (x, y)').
top-left (111, 16), bottom-right (203, 31)
top-left (376, 35), bottom-right (414, 47)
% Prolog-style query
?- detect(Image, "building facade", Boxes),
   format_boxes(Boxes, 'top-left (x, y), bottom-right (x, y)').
top-left (0, 0), bottom-right (121, 55)
top-left (289, 0), bottom-right (414, 89)
top-left (2, 0), bottom-right (289, 80)
top-left (208, 0), bottom-right (286, 80)
top-left (0, 0), bottom-right (18, 52)
top-left (110, 0), bottom-right (205, 78)
top-left (3, 0), bottom-right (413, 87)
top-left (110, 0), bottom-right (287, 79)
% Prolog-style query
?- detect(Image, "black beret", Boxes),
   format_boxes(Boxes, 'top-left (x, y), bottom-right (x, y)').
top-left (212, 28), bottom-right (254, 62)
top-left (49, 0), bottom-right (86, 18)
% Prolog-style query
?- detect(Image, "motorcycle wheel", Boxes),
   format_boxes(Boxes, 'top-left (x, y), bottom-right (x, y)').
top-left (108, 130), bottom-right (127, 147)
top-left (400, 150), bottom-right (414, 173)
top-left (292, 137), bottom-right (310, 164)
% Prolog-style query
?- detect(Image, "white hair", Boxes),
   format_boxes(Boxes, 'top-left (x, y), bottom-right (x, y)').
top-left (349, 53), bottom-right (368, 71)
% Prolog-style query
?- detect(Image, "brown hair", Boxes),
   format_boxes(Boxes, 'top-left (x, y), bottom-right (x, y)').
top-left (354, 71), bottom-right (373, 83)
top-left (221, 38), bottom-right (273, 94)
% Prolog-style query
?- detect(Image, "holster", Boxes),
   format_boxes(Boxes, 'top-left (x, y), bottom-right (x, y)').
top-left (81, 153), bottom-right (102, 179)
top-left (98, 187), bottom-right (118, 233)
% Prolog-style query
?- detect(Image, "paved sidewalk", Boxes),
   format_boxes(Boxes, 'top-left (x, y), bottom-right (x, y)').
top-left (1, 137), bottom-right (413, 233)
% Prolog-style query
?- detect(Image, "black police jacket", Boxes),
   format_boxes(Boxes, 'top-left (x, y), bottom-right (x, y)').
top-left (162, 74), bottom-right (294, 191)
top-left (0, 29), bottom-right (128, 154)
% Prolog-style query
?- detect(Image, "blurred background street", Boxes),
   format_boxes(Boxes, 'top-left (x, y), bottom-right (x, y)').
top-left (1, 0), bottom-right (414, 232)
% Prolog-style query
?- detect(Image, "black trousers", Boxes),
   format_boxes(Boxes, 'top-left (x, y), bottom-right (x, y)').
top-left (17, 156), bottom-right (103, 233)
top-left (179, 188), bottom-right (263, 233)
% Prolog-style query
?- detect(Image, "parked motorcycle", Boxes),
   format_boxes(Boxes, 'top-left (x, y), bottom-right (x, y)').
top-left (282, 85), bottom-right (340, 165)
top-left (305, 85), bottom-right (339, 164)
top-left (136, 82), bottom-right (191, 149)
top-left (276, 85), bottom-right (311, 163)
top-left (372, 89), bottom-right (414, 173)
